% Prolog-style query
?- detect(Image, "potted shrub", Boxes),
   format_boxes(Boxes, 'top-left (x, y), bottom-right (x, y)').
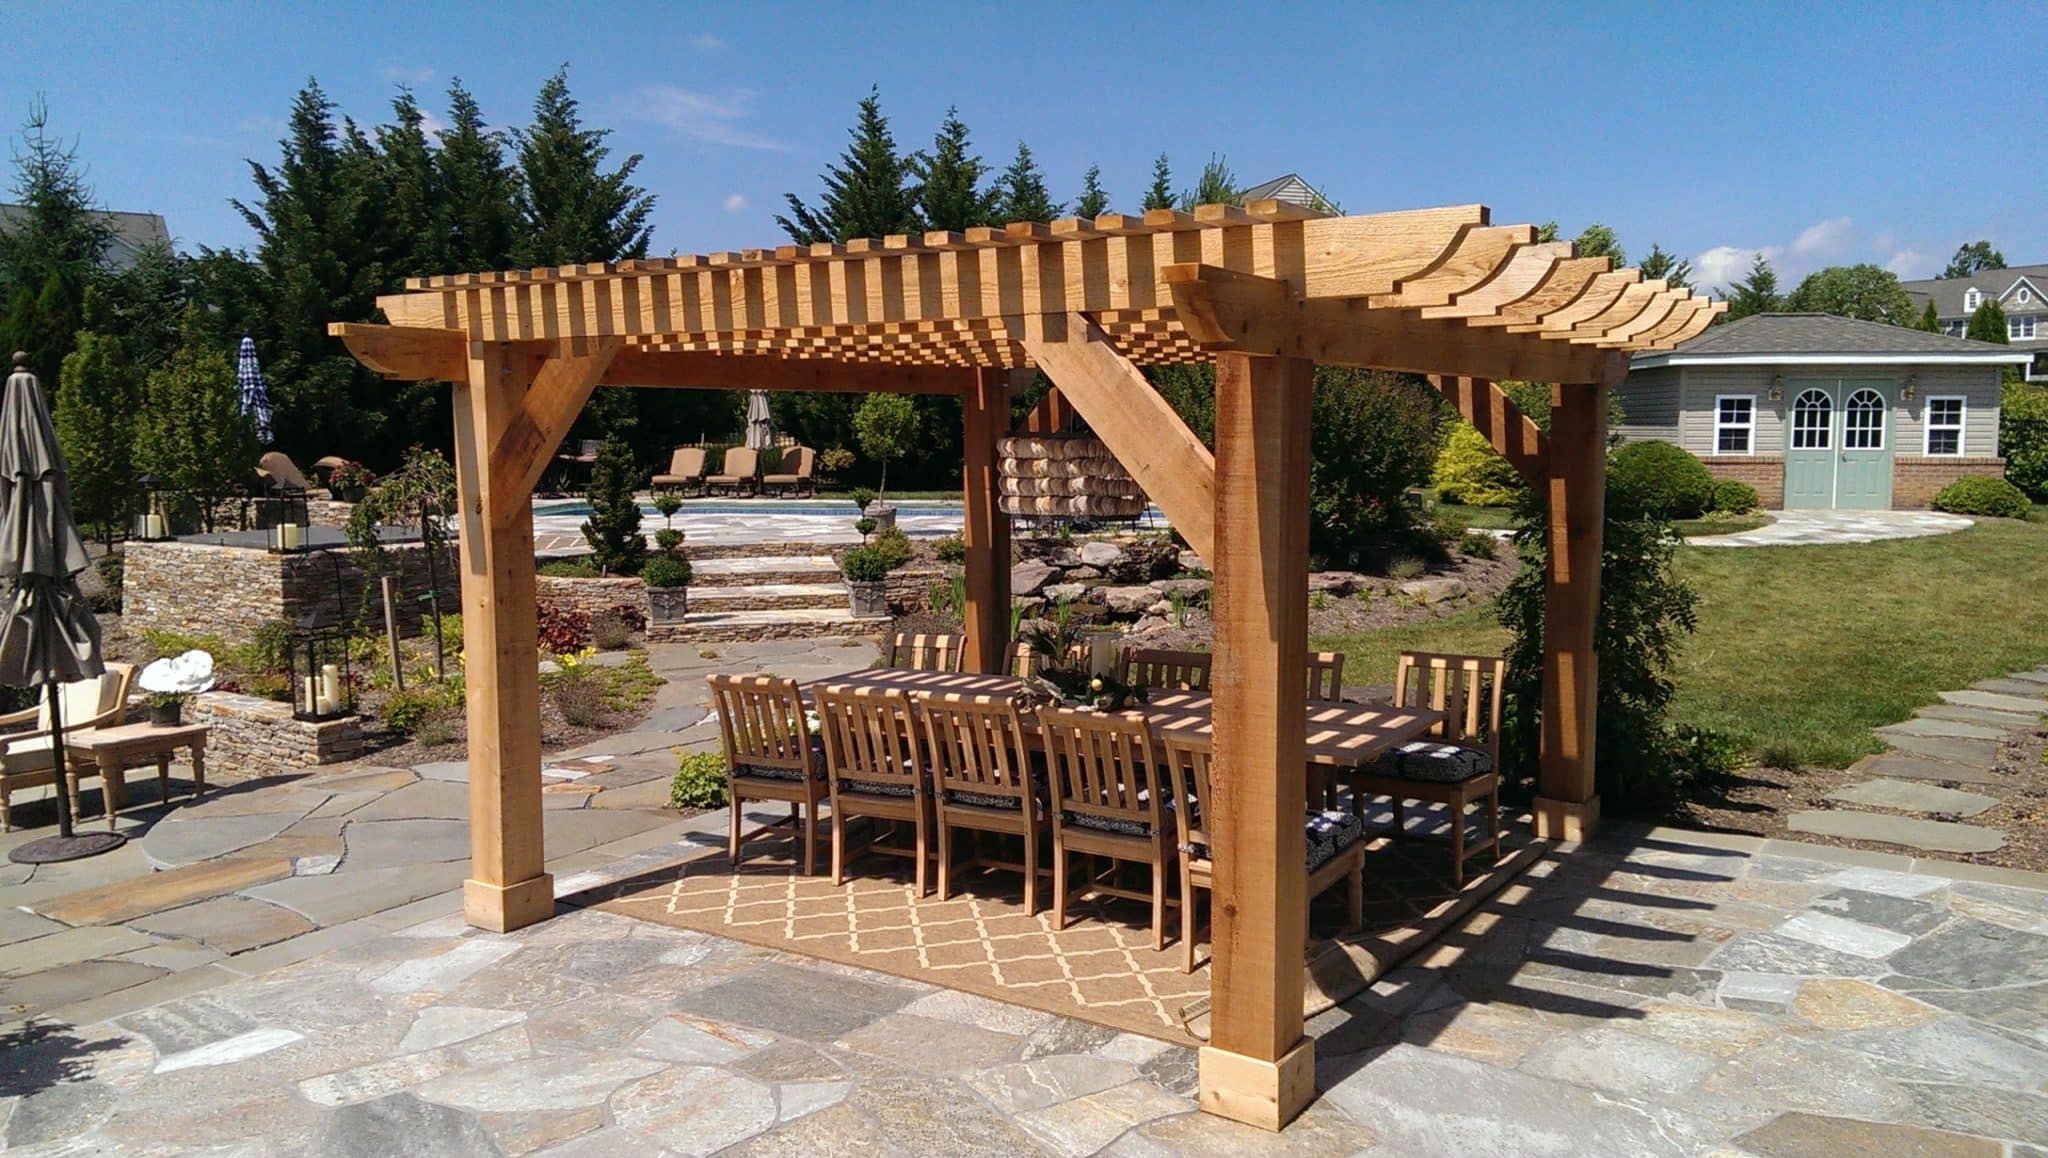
top-left (854, 393), bottom-right (915, 529)
top-left (138, 649), bottom-right (216, 727)
top-left (644, 541), bottom-right (693, 625)
top-left (328, 460), bottom-right (375, 504)
top-left (653, 491), bottom-right (684, 533)
top-left (841, 545), bottom-right (891, 618)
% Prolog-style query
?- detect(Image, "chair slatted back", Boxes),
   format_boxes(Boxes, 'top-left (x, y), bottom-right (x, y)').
top-left (816, 684), bottom-right (922, 794)
top-left (669, 447), bottom-right (706, 477)
top-left (1039, 706), bottom-right (1160, 832)
top-left (1306, 651), bottom-right (1346, 702)
top-left (1393, 651), bottom-right (1505, 763)
top-left (707, 674), bottom-right (815, 778)
top-left (887, 632), bottom-right (965, 673)
top-left (786, 446), bottom-right (816, 477)
top-left (719, 447), bottom-right (760, 478)
top-left (1159, 733), bottom-right (1213, 864)
top-left (1122, 647), bottom-right (1211, 692)
top-left (914, 692), bottom-right (1034, 808)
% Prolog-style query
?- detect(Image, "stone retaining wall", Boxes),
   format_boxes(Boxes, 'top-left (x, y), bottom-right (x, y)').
top-left (536, 575), bottom-right (646, 625)
top-left (1893, 456), bottom-right (2007, 509)
top-left (125, 540), bottom-right (456, 643)
top-left (189, 690), bottom-right (364, 770)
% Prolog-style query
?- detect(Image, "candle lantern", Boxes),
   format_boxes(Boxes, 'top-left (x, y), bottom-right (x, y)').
top-left (130, 473), bottom-right (174, 541)
top-left (263, 492), bottom-right (312, 553)
top-left (286, 621), bottom-right (353, 721)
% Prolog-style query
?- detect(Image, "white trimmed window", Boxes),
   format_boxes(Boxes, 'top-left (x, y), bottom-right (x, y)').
top-left (2012, 315), bottom-right (2038, 340)
top-left (1944, 319), bottom-right (1967, 336)
top-left (1965, 288), bottom-right (1983, 311)
top-left (2018, 286), bottom-right (2035, 305)
top-left (1713, 395), bottom-right (1755, 455)
top-left (1925, 396), bottom-right (1965, 456)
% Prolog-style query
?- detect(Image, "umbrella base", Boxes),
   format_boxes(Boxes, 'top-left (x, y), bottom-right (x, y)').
top-left (9, 831), bottom-right (128, 864)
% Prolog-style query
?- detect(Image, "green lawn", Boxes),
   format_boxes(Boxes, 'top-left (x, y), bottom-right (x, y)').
top-left (1313, 518), bottom-right (2048, 769)
top-left (1434, 500), bottom-right (1768, 538)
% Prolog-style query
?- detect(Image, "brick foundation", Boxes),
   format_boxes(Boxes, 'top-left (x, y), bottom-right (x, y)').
top-left (1701, 457), bottom-right (1785, 509)
top-left (1892, 457), bottom-right (2007, 509)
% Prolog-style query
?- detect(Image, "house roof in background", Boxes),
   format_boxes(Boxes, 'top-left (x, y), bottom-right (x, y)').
top-left (1630, 312), bottom-right (2033, 368)
top-left (1239, 173), bottom-right (1327, 209)
top-left (0, 203), bottom-right (170, 270)
top-left (1901, 263), bottom-right (2048, 317)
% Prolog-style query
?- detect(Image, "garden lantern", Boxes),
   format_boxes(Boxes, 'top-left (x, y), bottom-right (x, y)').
top-left (130, 473), bottom-right (173, 541)
top-left (286, 619), bottom-right (353, 721)
top-left (263, 492), bottom-right (312, 552)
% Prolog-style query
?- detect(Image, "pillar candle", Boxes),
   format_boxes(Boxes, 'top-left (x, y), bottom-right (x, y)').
top-left (302, 676), bottom-right (319, 714)
top-left (320, 664), bottom-right (342, 708)
top-left (1088, 633), bottom-right (1116, 678)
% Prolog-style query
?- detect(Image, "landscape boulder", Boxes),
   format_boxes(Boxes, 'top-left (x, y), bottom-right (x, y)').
top-left (1079, 540), bottom-right (1124, 569)
top-left (1149, 577), bottom-right (1212, 600)
top-left (1011, 559), bottom-right (1058, 597)
top-left (1309, 571), bottom-right (1372, 596)
top-left (1098, 585), bottom-right (1158, 615)
top-left (1042, 582), bottom-right (1087, 604)
top-left (1398, 577), bottom-right (1467, 604)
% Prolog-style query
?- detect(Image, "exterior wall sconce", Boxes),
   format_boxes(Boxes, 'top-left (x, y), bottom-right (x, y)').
top-left (1769, 375), bottom-right (1784, 401)
top-left (1901, 375), bottom-right (1917, 402)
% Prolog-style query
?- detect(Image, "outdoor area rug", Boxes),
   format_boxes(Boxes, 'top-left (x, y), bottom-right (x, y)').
top-left (594, 813), bottom-right (1544, 1046)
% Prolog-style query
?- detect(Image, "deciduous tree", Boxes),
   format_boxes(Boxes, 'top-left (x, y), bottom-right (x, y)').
top-left (54, 291), bottom-right (136, 541)
top-left (134, 314), bottom-right (256, 500)
top-left (1786, 264), bottom-right (1917, 325)
top-left (1943, 240), bottom-right (2006, 279)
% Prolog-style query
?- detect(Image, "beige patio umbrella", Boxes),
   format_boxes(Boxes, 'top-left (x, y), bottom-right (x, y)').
top-left (0, 353), bottom-right (118, 862)
top-left (744, 390), bottom-right (775, 450)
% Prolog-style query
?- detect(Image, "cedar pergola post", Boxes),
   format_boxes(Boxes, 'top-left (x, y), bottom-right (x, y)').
top-left (960, 367), bottom-right (1011, 673)
top-left (1202, 352), bottom-right (1315, 1129)
top-left (1534, 381), bottom-right (1608, 839)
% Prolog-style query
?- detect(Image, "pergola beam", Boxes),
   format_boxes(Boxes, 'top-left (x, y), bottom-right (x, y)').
top-left (1426, 375), bottom-right (1548, 488)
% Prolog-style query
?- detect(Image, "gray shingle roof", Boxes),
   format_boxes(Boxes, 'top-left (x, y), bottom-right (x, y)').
top-left (1239, 174), bottom-right (1327, 208)
top-left (1634, 313), bottom-right (2024, 363)
top-left (1901, 263), bottom-right (2048, 318)
top-left (0, 203), bottom-right (169, 271)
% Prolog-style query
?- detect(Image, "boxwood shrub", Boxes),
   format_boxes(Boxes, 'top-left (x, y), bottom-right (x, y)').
top-left (1932, 475), bottom-right (2032, 519)
top-left (1608, 440), bottom-right (1717, 519)
top-left (1710, 479), bottom-right (1760, 514)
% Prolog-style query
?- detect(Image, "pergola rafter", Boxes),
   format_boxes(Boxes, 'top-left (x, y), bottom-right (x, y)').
top-left (331, 200), bottom-right (1719, 1132)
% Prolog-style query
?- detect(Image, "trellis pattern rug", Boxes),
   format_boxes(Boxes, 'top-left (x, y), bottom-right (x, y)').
top-left (595, 820), bottom-right (1542, 1045)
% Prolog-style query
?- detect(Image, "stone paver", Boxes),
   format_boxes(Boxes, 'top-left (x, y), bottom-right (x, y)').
top-left (1689, 509), bottom-right (1973, 547)
top-left (1787, 810), bottom-right (2005, 854)
top-left (1825, 779), bottom-right (1999, 817)
top-left (1849, 751), bottom-right (2003, 786)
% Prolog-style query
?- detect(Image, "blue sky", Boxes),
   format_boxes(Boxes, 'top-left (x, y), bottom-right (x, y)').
top-left (7, 1), bottom-right (2044, 291)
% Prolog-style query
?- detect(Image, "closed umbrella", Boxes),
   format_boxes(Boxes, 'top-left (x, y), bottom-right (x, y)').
top-left (0, 353), bottom-right (119, 863)
top-left (237, 336), bottom-right (275, 445)
top-left (744, 390), bottom-right (774, 451)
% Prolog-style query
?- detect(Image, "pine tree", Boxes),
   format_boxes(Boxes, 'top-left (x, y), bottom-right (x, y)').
top-left (376, 89), bottom-right (446, 276)
top-left (437, 79), bottom-right (521, 273)
top-left (1636, 243), bottom-right (1692, 291)
top-left (1943, 241), bottom-right (2006, 279)
top-left (1177, 154), bottom-right (1241, 210)
top-left (1917, 299), bottom-right (1941, 332)
top-left (579, 434), bottom-right (646, 575)
top-left (1141, 154), bottom-right (1174, 211)
top-left (1073, 164), bottom-right (1109, 219)
top-left (1574, 224), bottom-right (1625, 267)
top-left (777, 86), bottom-right (920, 244)
top-left (1967, 300), bottom-right (2009, 344)
top-left (515, 67), bottom-right (656, 265)
top-left (1723, 253), bottom-right (1781, 321)
top-left (909, 107), bottom-right (995, 232)
top-left (5, 273), bottom-right (76, 399)
top-left (134, 314), bottom-right (256, 498)
top-left (0, 98), bottom-right (111, 395)
top-left (993, 142), bottom-right (1060, 224)
top-left (54, 290), bottom-right (136, 541)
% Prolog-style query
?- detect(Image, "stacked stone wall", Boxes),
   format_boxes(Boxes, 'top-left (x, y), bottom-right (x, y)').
top-left (189, 690), bottom-right (364, 770)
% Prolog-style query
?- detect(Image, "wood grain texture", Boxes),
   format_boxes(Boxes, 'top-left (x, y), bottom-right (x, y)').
top-left (960, 368), bottom-right (1012, 674)
top-left (1426, 375), bottom-right (1549, 488)
top-left (1537, 382), bottom-right (1606, 837)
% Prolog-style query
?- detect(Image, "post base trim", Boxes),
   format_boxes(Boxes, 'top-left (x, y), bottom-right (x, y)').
top-left (464, 874), bottom-right (556, 933)
top-left (1199, 1038), bottom-right (1315, 1132)
top-left (1533, 795), bottom-right (1601, 843)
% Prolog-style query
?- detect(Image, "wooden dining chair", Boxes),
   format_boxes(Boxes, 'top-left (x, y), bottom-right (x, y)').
top-left (1306, 651), bottom-right (1347, 702)
top-left (1038, 706), bottom-right (1176, 948)
top-left (913, 692), bottom-right (1047, 913)
top-left (815, 684), bottom-right (934, 896)
top-left (885, 632), bottom-right (966, 673)
top-left (706, 674), bottom-right (827, 874)
top-left (1161, 733), bottom-right (1367, 973)
top-left (1346, 651), bottom-right (1504, 886)
top-left (1120, 647), bottom-right (1210, 692)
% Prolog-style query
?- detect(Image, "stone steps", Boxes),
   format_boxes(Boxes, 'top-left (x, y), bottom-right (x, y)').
top-left (688, 583), bottom-right (849, 612)
top-left (690, 555), bottom-right (840, 589)
top-left (649, 607), bottom-right (886, 644)
top-left (684, 541), bottom-right (849, 562)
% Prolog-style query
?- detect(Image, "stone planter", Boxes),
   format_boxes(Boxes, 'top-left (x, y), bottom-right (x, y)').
top-left (647, 585), bottom-right (691, 625)
top-left (147, 699), bottom-right (183, 727)
top-left (847, 580), bottom-right (888, 618)
top-left (869, 505), bottom-right (898, 532)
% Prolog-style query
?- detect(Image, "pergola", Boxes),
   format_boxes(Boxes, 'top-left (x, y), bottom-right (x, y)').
top-left (333, 200), bottom-right (1719, 1129)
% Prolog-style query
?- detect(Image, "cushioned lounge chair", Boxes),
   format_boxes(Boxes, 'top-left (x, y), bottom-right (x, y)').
top-left (761, 446), bottom-right (817, 497)
top-left (705, 447), bottom-right (760, 495)
top-left (652, 447), bottom-right (708, 495)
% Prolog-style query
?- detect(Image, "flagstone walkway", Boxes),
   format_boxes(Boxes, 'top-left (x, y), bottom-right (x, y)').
top-left (1689, 509), bottom-right (1974, 547)
top-left (1789, 666), bottom-right (2048, 858)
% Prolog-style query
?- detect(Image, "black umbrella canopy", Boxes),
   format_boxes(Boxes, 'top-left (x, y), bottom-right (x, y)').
top-left (0, 353), bottom-right (102, 688)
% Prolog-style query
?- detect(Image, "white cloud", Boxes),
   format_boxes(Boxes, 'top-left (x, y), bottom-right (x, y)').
top-left (1693, 245), bottom-right (1778, 293)
top-left (688, 33), bottom-right (726, 50)
top-left (1885, 248), bottom-right (1937, 279)
top-left (377, 60), bottom-right (436, 86)
top-left (1872, 230), bottom-right (1898, 252)
top-left (626, 86), bottom-right (790, 151)
top-left (723, 193), bottom-right (748, 213)
top-left (1790, 216), bottom-right (1852, 258)
top-left (420, 109), bottom-right (450, 137)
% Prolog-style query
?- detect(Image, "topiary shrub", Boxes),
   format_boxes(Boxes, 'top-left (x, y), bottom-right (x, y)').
top-left (2002, 381), bottom-right (2048, 500)
top-left (839, 546), bottom-right (892, 583)
top-left (1607, 440), bottom-right (1716, 519)
top-left (1932, 475), bottom-right (2032, 518)
top-left (670, 750), bottom-right (729, 809)
top-left (1710, 479), bottom-right (1760, 514)
top-left (933, 534), bottom-right (967, 564)
top-left (642, 553), bottom-right (693, 588)
top-left (1433, 422), bottom-right (1527, 507)
top-left (868, 526), bottom-right (914, 570)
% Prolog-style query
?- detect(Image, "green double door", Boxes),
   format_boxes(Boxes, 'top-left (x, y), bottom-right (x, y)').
top-left (1783, 379), bottom-right (1893, 510)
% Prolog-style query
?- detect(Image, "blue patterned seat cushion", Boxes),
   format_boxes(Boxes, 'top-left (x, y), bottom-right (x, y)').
top-left (1368, 741), bottom-right (1494, 783)
top-left (1182, 809), bottom-right (1365, 873)
top-left (733, 762), bottom-right (822, 783)
top-left (1062, 811), bottom-right (1154, 837)
top-left (840, 778), bottom-right (918, 799)
top-left (944, 787), bottom-right (1024, 810)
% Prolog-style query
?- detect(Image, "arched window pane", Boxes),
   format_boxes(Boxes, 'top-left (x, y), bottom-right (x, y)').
top-left (1791, 389), bottom-right (1832, 450)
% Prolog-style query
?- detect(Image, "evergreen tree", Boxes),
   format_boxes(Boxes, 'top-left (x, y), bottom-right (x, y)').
top-left (98, 242), bottom-right (189, 372)
top-left (777, 86), bottom-right (920, 244)
top-left (1574, 224), bottom-right (1625, 267)
top-left (134, 314), bottom-right (256, 499)
top-left (5, 273), bottom-right (75, 398)
top-left (579, 434), bottom-right (646, 575)
top-left (993, 141), bottom-right (1060, 224)
top-left (909, 106), bottom-right (995, 232)
top-left (1943, 241), bottom-right (2006, 279)
top-left (1141, 154), bottom-right (1174, 212)
top-left (54, 290), bottom-right (136, 541)
top-left (1073, 164), bottom-right (1109, 219)
top-left (1177, 154), bottom-right (1241, 210)
top-left (437, 79), bottom-right (521, 273)
top-left (515, 67), bottom-right (656, 266)
top-left (1787, 264), bottom-right (1916, 325)
top-left (1636, 243), bottom-right (1692, 290)
top-left (1967, 300), bottom-right (2009, 344)
top-left (0, 99), bottom-right (111, 396)
top-left (375, 89), bottom-right (446, 276)
top-left (1722, 253), bottom-right (1781, 321)
top-left (1917, 299), bottom-right (1941, 332)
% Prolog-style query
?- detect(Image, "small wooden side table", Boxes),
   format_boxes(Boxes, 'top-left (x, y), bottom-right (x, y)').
top-left (67, 722), bottom-right (211, 829)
